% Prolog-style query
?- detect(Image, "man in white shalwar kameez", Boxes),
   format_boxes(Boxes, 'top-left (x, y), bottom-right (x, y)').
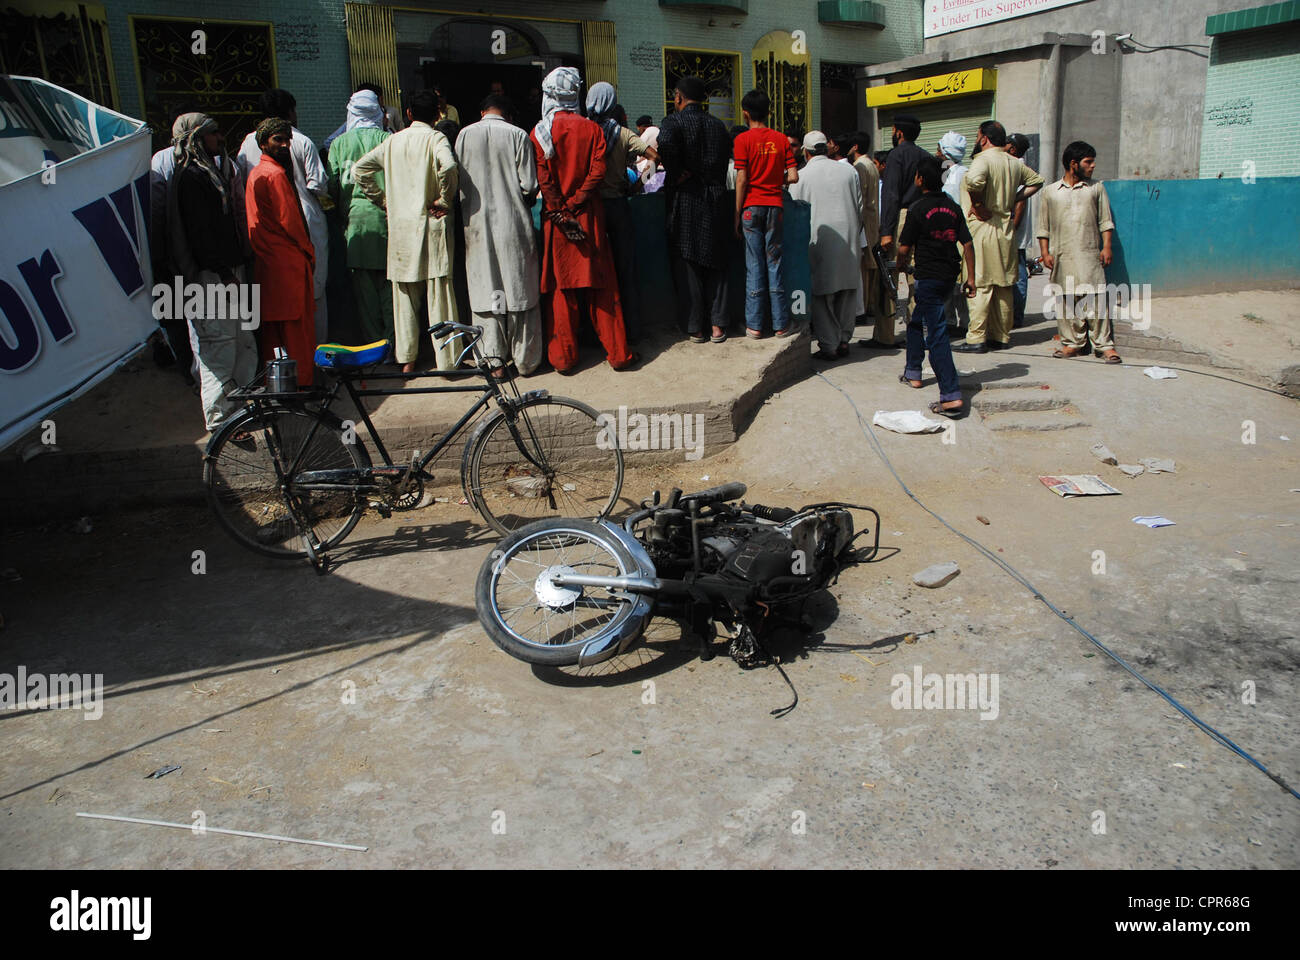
top-left (789, 131), bottom-right (863, 359)
top-left (236, 88), bottom-right (331, 342)
top-left (352, 90), bottom-right (460, 371)
top-left (455, 95), bottom-right (543, 376)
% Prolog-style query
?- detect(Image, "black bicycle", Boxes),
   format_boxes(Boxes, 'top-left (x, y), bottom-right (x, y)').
top-left (203, 322), bottom-right (624, 569)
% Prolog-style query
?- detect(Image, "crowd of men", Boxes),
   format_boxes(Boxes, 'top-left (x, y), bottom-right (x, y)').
top-left (150, 69), bottom-right (1118, 432)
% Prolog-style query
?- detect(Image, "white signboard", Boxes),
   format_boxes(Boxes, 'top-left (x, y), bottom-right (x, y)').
top-left (0, 76), bottom-right (157, 452)
top-left (925, 0), bottom-right (1090, 38)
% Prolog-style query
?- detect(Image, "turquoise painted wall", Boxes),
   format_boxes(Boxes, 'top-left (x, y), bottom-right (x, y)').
top-left (630, 191), bottom-right (812, 324)
top-left (1104, 177), bottom-right (1300, 294)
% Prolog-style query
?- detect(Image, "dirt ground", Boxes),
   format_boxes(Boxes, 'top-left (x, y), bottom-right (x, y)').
top-left (1, 311), bottom-right (1298, 869)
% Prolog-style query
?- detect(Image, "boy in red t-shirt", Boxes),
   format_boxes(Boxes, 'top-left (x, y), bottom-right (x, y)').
top-left (733, 89), bottom-right (798, 337)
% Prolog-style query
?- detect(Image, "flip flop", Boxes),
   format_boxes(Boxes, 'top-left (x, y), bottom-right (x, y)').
top-left (929, 400), bottom-right (964, 419)
top-left (899, 373), bottom-right (923, 389)
top-left (688, 334), bottom-right (707, 344)
top-left (711, 332), bottom-right (728, 343)
top-left (773, 327), bottom-right (795, 338)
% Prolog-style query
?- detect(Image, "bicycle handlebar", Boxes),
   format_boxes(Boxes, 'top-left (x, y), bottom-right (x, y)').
top-left (428, 321), bottom-right (482, 339)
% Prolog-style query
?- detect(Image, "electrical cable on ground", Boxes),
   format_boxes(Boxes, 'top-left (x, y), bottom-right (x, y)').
top-left (815, 371), bottom-right (1299, 801)
top-left (996, 348), bottom-right (1296, 398)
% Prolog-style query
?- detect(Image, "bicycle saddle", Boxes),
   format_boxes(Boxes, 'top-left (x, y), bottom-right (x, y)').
top-left (313, 340), bottom-right (392, 369)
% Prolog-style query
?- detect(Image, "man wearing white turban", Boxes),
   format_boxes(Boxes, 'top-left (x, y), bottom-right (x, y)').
top-left (327, 89), bottom-right (393, 347)
top-left (936, 131), bottom-right (970, 330)
top-left (530, 67), bottom-right (636, 372)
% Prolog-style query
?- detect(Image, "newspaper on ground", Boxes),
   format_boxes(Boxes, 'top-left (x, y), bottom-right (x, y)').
top-left (1038, 475), bottom-right (1123, 497)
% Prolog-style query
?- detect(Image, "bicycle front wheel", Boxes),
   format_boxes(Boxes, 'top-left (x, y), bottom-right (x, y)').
top-left (463, 396), bottom-right (623, 535)
top-left (204, 405), bottom-right (369, 559)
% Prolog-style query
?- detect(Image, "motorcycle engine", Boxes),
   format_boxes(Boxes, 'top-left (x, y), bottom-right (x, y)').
top-left (700, 525), bottom-right (796, 584)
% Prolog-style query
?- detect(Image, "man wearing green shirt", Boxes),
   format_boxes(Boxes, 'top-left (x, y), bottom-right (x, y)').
top-left (327, 89), bottom-right (393, 347)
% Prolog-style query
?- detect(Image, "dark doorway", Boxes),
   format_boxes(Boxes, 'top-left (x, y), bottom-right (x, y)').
top-left (421, 61), bottom-right (549, 132)
top-left (820, 62), bottom-right (858, 138)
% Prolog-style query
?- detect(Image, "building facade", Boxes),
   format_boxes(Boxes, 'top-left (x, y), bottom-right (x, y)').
top-left (860, 0), bottom-right (1270, 183)
top-left (1198, 1), bottom-right (1300, 179)
top-left (3, 0), bottom-right (927, 152)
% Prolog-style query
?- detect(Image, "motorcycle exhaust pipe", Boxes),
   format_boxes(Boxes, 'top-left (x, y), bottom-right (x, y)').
top-left (551, 573), bottom-right (691, 596)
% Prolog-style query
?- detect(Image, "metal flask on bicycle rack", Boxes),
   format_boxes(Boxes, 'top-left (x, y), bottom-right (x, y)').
top-left (267, 346), bottom-right (298, 393)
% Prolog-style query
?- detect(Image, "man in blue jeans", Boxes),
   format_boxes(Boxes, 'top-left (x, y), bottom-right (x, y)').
top-left (897, 156), bottom-right (976, 418)
top-left (733, 89), bottom-right (799, 339)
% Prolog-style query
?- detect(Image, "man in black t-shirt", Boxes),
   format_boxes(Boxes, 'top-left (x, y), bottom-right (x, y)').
top-left (896, 155), bottom-right (975, 418)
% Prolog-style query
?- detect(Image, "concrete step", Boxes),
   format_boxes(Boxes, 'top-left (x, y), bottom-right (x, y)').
top-left (967, 379), bottom-right (1052, 390)
top-left (980, 407), bottom-right (1090, 432)
top-left (970, 388), bottom-right (1070, 413)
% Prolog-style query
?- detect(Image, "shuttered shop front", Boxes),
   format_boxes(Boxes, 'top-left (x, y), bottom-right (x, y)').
top-left (877, 94), bottom-right (994, 161)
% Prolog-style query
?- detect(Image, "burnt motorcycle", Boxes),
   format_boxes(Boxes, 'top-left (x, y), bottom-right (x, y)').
top-left (474, 482), bottom-right (879, 669)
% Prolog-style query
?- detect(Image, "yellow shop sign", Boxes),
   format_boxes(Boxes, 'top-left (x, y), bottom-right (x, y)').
top-left (866, 68), bottom-right (997, 107)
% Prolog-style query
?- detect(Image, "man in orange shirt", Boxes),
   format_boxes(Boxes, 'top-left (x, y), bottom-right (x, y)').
top-left (733, 89), bottom-right (799, 339)
top-left (245, 117), bottom-right (316, 386)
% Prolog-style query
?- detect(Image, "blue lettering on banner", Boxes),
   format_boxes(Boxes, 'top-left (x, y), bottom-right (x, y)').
top-left (71, 173), bottom-right (150, 297)
top-left (17, 250), bottom-right (73, 343)
top-left (1, 173), bottom-right (148, 374)
top-left (0, 279), bottom-right (40, 372)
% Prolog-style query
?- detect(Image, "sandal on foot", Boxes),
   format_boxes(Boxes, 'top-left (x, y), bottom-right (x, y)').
top-left (773, 327), bottom-right (794, 339)
top-left (688, 334), bottom-right (707, 344)
top-left (612, 352), bottom-right (641, 371)
top-left (899, 374), bottom-right (923, 389)
top-left (711, 332), bottom-right (728, 343)
top-left (1100, 350), bottom-right (1122, 364)
top-left (745, 329), bottom-right (764, 340)
top-left (1052, 347), bottom-right (1081, 358)
top-left (929, 400), bottom-right (964, 419)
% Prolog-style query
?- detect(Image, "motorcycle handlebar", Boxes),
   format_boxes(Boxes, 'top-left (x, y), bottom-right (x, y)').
top-left (678, 481), bottom-right (747, 506)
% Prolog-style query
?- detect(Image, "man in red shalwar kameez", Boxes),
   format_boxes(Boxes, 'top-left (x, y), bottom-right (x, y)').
top-left (245, 117), bottom-right (317, 386)
top-left (530, 67), bottom-right (637, 373)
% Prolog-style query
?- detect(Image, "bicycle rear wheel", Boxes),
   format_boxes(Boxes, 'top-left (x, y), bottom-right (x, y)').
top-left (463, 396), bottom-right (623, 535)
top-left (204, 405), bottom-right (369, 559)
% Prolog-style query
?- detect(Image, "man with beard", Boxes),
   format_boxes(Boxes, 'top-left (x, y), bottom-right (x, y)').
top-left (870, 114), bottom-right (926, 347)
top-left (168, 113), bottom-right (256, 432)
top-left (236, 89), bottom-right (330, 342)
top-left (245, 117), bottom-right (317, 386)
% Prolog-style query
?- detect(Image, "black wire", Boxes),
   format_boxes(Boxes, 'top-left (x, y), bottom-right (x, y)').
top-left (816, 371), bottom-right (1299, 800)
top-left (995, 348), bottom-right (1296, 397)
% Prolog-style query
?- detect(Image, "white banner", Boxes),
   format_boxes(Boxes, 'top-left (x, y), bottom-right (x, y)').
top-left (0, 77), bottom-right (156, 452)
top-left (925, 0), bottom-right (1090, 38)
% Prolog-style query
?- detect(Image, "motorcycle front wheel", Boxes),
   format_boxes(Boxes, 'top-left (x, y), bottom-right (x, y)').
top-left (475, 519), bottom-right (650, 666)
